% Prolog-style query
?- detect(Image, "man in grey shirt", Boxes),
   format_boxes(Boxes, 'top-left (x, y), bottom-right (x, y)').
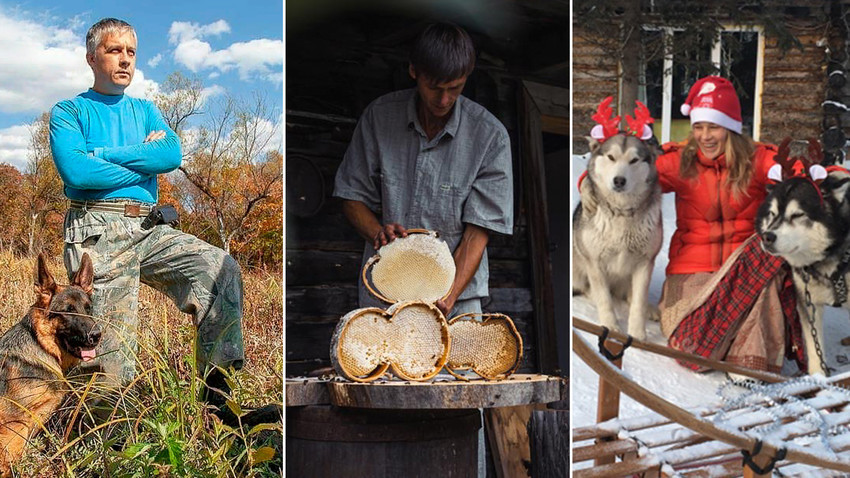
top-left (334, 23), bottom-right (513, 317)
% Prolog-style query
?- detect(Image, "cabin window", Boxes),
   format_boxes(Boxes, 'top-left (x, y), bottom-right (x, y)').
top-left (640, 26), bottom-right (763, 142)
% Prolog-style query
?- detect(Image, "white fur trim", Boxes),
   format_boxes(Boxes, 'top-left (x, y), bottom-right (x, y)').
top-left (810, 165), bottom-right (828, 182)
top-left (681, 104), bottom-right (691, 116)
top-left (590, 124), bottom-right (605, 139)
top-left (767, 164), bottom-right (783, 182)
top-left (689, 107), bottom-right (742, 134)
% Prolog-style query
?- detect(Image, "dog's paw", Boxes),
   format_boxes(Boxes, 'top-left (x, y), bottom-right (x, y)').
top-left (627, 322), bottom-right (646, 342)
top-left (807, 359), bottom-right (827, 376)
top-left (598, 313), bottom-right (618, 332)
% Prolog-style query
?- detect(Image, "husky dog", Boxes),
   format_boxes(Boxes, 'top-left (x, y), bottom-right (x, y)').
top-left (573, 133), bottom-right (663, 340)
top-left (756, 167), bottom-right (850, 375)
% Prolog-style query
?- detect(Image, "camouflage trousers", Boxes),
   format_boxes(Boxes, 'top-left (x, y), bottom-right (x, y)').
top-left (62, 206), bottom-right (244, 385)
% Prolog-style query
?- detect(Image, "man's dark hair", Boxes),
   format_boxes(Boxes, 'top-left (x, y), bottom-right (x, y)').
top-left (409, 23), bottom-right (475, 83)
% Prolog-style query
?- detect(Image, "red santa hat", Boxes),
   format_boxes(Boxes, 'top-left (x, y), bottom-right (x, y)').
top-left (680, 76), bottom-right (742, 134)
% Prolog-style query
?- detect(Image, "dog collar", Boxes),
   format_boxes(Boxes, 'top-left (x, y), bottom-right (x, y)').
top-left (577, 170), bottom-right (587, 191)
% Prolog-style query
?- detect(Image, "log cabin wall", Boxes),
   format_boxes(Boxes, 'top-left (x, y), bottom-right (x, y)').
top-left (760, 23), bottom-right (826, 144)
top-left (286, 4), bottom-right (568, 378)
top-left (572, 26), bottom-right (619, 154)
top-left (572, 5), bottom-right (830, 155)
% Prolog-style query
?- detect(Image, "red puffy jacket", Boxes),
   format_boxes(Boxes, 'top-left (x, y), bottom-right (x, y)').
top-left (656, 142), bottom-right (777, 275)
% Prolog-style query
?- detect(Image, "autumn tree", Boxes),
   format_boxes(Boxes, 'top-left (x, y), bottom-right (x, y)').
top-left (153, 75), bottom-right (282, 259)
top-left (0, 165), bottom-right (25, 252)
top-left (153, 72), bottom-right (205, 144)
top-left (25, 112), bottom-right (66, 256)
top-left (230, 150), bottom-right (283, 265)
top-left (183, 94), bottom-right (281, 254)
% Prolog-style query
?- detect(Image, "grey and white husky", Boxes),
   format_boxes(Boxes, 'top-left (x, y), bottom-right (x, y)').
top-left (573, 134), bottom-right (663, 340)
top-left (757, 166), bottom-right (850, 375)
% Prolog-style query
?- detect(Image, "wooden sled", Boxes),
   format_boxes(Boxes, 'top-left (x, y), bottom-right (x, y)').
top-left (573, 317), bottom-right (850, 476)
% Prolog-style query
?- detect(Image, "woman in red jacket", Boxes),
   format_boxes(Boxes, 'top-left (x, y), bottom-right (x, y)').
top-left (657, 76), bottom-right (805, 376)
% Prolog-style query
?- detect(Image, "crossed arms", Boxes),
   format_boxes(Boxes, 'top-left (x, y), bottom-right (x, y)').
top-left (49, 101), bottom-right (181, 191)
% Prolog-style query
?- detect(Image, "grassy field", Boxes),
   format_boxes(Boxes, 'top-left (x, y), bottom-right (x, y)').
top-left (0, 252), bottom-right (283, 477)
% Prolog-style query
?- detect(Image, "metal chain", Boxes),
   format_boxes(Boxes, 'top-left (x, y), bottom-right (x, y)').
top-left (801, 269), bottom-right (832, 376)
top-left (834, 245), bottom-right (850, 305)
top-left (837, 274), bottom-right (848, 305)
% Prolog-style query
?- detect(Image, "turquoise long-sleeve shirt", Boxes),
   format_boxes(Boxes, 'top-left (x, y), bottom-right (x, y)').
top-left (49, 89), bottom-right (182, 203)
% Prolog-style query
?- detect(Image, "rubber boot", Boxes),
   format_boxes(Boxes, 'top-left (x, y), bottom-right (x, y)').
top-left (200, 368), bottom-right (282, 428)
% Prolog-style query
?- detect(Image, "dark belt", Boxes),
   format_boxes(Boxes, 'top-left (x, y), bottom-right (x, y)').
top-left (69, 200), bottom-right (154, 217)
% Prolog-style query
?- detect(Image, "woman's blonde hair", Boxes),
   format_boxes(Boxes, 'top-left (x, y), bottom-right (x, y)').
top-left (679, 128), bottom-right (755, 198)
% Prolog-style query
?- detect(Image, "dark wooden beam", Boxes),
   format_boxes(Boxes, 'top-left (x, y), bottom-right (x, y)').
top-left (541, 115), bottom-right (568, 136)
top-left (518, 82), bottom-right (559, 375)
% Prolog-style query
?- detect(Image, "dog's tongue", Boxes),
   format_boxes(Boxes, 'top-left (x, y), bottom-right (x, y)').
top-left (80, 349), bottom-right (96, 362)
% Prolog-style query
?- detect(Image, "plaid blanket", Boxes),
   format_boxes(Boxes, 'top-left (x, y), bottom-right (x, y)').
top-left (668, 237), bottom-right (805, 372)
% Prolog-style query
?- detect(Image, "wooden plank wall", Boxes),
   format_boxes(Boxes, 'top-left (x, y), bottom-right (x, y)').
top-left (760, 25), bottom-right (827, 143)
top-left (572, 26), bottom-right (620, 155)
top-left (571, 19), bottom-right (829, 152)
top-left (286, 23), bottom-right (538, 378)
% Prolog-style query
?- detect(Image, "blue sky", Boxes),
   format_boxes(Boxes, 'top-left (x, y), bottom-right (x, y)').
top-left (0, 0), bottom-right (283, 169)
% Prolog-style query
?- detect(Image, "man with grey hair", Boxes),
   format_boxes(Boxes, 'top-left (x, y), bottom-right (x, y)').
top-left (334, 22), bottom-right (514, 318)
top-left (48, 17), bottom-right (267, 426)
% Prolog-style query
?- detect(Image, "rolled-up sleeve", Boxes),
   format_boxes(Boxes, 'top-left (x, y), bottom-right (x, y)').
top-left (333, 108), bottom-right (382, 212)
top-left (462, 127), bottom-right (513, 235)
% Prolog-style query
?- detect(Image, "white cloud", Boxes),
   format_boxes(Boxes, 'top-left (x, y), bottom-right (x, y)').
top-left (179, 126), bottom-right (202, 153)
top-left (185, 111), bottom-right (281, 161)
top-left (0, 11), bottom-right (160, 113)
top-left (153, 83), bottom-right (224, 116)
top-left (0, 14), bottom-right (89, 113)
top-left (125, 69), bottom-right (160, 100)
top-left (270, 112), bottom-right (283, 152)
top-left (173, 38), bottom-right (213, 72)
top-left (0, 124), bottom-right (32, 171)
top-left (147, 53), bottom-right (162, 68)
top-left (245, 112), bottom-right (283, 155)
top-left (168, 20), bottom-right (230, 45)
top-left (201, 84), bottom-right (226, 102)
top-left (168, 20), bottom-right (281, 83)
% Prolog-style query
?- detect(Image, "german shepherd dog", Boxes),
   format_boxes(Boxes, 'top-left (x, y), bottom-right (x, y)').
top-left (0, 253), bottom-right (99, 476)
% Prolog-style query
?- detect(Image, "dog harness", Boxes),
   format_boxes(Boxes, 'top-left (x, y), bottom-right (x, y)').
top-left (791, 163), bottom-right (850, 306)
top-left (801, 245), bottom-right (850, 307)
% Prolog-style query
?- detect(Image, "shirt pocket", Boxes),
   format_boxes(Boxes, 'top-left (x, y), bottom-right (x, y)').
top-left (379, 173), bottom-right (406, 221)
top-left (433, 182), bottom-right (468, 235)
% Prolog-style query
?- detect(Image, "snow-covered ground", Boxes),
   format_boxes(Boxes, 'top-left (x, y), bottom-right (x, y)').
top-left (570, 152), bottom-right (850, 432)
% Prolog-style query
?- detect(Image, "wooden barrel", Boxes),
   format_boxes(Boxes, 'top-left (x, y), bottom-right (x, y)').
top-left (286, 405), bottom-right (481, 477)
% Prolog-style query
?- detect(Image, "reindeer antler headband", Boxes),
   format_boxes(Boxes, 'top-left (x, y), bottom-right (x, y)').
top-left (590, 96), bottom-right (654, 141)
top-left (767, 137), bottom-right (828, 184)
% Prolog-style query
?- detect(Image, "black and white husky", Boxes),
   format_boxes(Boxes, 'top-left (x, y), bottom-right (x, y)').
top-left (756, 167), bottom-right (850, 375)
top-left (573, 134), bottom-right (663, 340)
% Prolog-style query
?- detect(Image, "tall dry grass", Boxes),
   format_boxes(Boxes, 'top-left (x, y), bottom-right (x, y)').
top-left (0, 251), bottom-right (282, 477)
